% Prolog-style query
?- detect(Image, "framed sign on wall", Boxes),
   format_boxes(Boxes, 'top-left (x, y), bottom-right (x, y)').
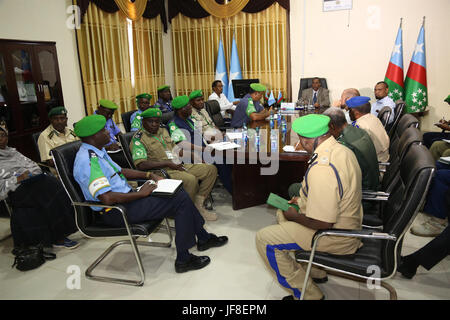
top-left (323, 0), bottom-right (353, 12)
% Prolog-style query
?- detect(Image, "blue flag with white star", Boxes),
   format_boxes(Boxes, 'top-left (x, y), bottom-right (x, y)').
top-left (215, 39), bottom-right (229, 98)
top-left (228, 35), bottom-right (242, 102)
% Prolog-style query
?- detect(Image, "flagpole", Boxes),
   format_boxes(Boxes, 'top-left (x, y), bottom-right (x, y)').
top-left (422, 16), bottom-right (425, 27)
top-left (399, 17), bottom-right (403, 29)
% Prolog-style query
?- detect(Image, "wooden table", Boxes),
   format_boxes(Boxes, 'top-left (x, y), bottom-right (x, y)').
top-left (229, 107), bottom-right (327, 210)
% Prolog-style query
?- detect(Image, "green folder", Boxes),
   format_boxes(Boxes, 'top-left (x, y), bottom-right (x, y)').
top-left (266, 193), bottom-right (299, 211)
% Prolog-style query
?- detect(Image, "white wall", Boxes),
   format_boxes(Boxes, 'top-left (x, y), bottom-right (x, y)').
top-left (290, 0), bottom-right (450, 131)
top-left (0, 0), bottom-right (86, 127)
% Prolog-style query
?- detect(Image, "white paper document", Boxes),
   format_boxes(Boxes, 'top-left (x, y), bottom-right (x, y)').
top-left (442, 139), bottom-right (450, 144)
top-left (225, 132), bottom-right (243, 140)
top-left (282, 145), bottom-right (308, 153)
top-left (208, 141), bottom-right (241, 151)
top-left (137, 179), bottom-right (182, 194)
top-left (439, 156), bottom-right (450, 164)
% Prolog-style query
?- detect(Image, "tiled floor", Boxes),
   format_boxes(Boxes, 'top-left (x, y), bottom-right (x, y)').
top-left (0, 189), bottom-right (449, 300)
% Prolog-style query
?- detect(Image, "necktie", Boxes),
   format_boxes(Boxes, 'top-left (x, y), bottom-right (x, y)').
top-left (313, 92), bottom-right (317, 104)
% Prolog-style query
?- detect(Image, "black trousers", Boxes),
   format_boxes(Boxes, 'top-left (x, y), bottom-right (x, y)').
top-left (8, 174), bottom-right (77, 247)
top-left (98, 188), bottom-right (210, 256)
top-left (413, 190), bottom-right (450, 270)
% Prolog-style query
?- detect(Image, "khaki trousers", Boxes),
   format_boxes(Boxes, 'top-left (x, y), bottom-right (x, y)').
top-left (255, 210), bottom-right (325, 300)
top-left (167, 164), bottom-right (217, 201)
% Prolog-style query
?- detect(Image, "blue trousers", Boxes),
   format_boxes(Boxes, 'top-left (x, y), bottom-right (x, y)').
top-left (423, 131), bottom-right (450, 149)
top-left (98, 188), bottom-right (210, 258)
top-left (423, 162), bottom-right (450, 219)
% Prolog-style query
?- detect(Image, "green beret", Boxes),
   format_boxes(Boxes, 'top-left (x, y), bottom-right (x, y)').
top-left (99, 99), bottom-right (118, 110)
top-left (189, 90), bottom-right (203, 100)
top-left (74, 115), bottom-right (106, 138)
top-left (157, 85), bottom-right (170, 92)
top-left (250, 83), bottom-right (267, 92)
top-left (136, 93), bottom-right (152, 101)
top-left (141, 108), bottom-right (162, 119)
top-left (48, 106), bottom-right (67, 118)
top-left (292, 114), bottom-right (330, 138)
top-left (172, 95), bottom-right (190, 110)
top-left (445, 95), bottom-right (450, 103)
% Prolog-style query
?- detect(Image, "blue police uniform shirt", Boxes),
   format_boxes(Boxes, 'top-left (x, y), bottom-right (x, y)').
top-left (94, 111), bottom-right (121, 146)
top-left (172, 114), bottom-right (206, 147)
top-left (230, 93), bottom-right (264, 128)
top-left (130, 110), bottom-right (142, 132)
top-left (74, 142), bottom-right (131, 211)
top-left (155, 98), bottom-right (173, 113)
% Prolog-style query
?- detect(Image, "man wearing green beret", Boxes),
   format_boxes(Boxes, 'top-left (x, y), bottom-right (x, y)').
top-left (95, 99), bottom-right (128, 168)
top-left (73, 114), bottom-right (229, 273)
top-left (168, 96), bottom-right (233, 195)
top-left (37, 106), bottom-right (78, 168)
top-left (130, 93), bottom-right (153, 132)
top-left (154, 85), bottom-right (173, 113)
top-left (130, 107), bottom-right (219, 221)
top-left (256, 114), bottom-right (363, 300)
top-left (231, 82), bottom-right (273, 128)
top-left (189, 89), bottom-right (222, 142)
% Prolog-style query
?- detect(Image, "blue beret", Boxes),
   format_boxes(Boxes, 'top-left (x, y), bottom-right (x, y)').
top-left (346, 96), bottom-right (371, 108)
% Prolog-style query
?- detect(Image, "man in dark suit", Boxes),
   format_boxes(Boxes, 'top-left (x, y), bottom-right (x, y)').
top-left (301, 77), bottom-right (330, 108)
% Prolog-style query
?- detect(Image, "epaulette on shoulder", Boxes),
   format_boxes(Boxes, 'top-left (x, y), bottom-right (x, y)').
top-left (48, 130), bottom-right (56, 139)
top-left (69, 129), bottom-right (77, 137)
top-left (133, 131), bottom-right (143, 140)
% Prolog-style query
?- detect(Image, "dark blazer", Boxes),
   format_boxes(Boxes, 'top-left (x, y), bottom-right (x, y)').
top-left (301, 87), bottom-right (330, 107)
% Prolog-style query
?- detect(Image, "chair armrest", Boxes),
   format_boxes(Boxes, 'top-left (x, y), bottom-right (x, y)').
top-left (72, 201), bottom-right (126, 211)
top-left (362, 190), bottom-right (389, 201)
top-left (312, 229), bottom-right (396, 246)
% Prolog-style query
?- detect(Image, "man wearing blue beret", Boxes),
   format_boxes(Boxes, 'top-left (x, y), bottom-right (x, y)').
top-left (347, 96), bottom-right (390, 164)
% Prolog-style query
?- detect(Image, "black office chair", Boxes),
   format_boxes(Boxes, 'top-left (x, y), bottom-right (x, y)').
top-left (362, 127), bottom-right (423, 228)
top-left (391, 114), bottom-right (419, 148)
top-left (121, 110), bottom-right (136, 133)
top-left (298, 78), bottom-right (328, 101)
top-left (204, 100), bottom-right (231, 131)
top-left (377, 106), bottom-right (392, 129)
top-left (387, 101), bottom-right (405, 138)
top-left (296, 143), bottom-right (435, 300)
top-left (51, 141), bottom-right (173, 286)
top-left (31, 131), bottom-right (52, 173)
top-left (161, 111), bottom-right (175, 126)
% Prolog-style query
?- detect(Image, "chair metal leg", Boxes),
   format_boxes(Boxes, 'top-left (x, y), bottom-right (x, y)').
top-left (85, 218), bottom-right (173, 287)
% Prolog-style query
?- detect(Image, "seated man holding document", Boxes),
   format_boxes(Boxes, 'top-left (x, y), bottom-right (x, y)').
top-left (130, 107), bottom-right (219, 221)
top-left (73, 114), bottom-right (228, 273)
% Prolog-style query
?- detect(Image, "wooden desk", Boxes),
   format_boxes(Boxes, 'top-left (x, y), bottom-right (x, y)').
top-left (229, 107), bottom-right (326, 210)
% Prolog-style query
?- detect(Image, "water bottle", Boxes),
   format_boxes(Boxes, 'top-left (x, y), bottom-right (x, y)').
top-left (270, 129), bottom-right (278, 152)
top-left (242, 123), bottom-right (248, 147)
top-left (255, 127), bottom-right (260, 152)
top-left (277, 112), bottom-right (282, 127)
top-left (281, 116), bottom-right (287, 144)
top-left (269, 111), bottom-right (274, 129)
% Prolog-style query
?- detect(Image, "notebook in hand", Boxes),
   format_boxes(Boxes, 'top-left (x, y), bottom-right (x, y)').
top-left (438, 156), bottom-right (450, 165)
top-left (137, 179), bottom-right (183, 197)
top-left (266, 193), bottom-right (299, 211)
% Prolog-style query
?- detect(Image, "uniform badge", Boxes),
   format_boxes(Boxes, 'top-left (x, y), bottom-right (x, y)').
top-left (135, 141), bottom-right (141, 146)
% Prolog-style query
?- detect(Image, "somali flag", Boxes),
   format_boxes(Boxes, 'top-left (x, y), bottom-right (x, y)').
top-left (215, 39), bottom-right (229, 98)
top-left (227, 35), bottom-right (242, 102)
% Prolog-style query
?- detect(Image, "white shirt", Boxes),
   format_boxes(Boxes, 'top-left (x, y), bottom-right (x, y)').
top-left (208, 92), bottom-right (236, 118)
top-left (371, 96), bottom-right (396, 124)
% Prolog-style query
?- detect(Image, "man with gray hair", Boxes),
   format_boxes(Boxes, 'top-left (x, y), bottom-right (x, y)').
top-left (323, 107), bottom-right (380, 191)
top-left (338, 88), bottom-right (360, 123)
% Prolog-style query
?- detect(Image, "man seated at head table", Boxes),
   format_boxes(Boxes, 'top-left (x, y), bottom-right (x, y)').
top-left (130, 93), bottom-right (153, 132)
top-left (130, 107), bottom-right (219, 221)
top-left (72, 114), bottom-right (228, 273)
top-left (256, 114), bottom-right (363, 300)
top-left (208, 80), bottom-right (239, 119)
top-left (347, 96), bottom-right (390, 164)
top-left (301, 77), bottom-right (330, 108)
top-left (167, 96), bottom-right (233, 195)
top-left (231, 83), bottom-right (272, 128)
top-left (38, 106), bottom-right (78, 168)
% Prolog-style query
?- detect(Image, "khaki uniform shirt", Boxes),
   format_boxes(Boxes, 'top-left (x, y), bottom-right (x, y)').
top-left (130, 127), bottom-right (194, 173)
top-left (190, 107), bottom-right (218, 135)
top-left (355, 113), bottom-right (390, 163)
top-left (283, 136), bottom-right (363, 254)
top-left (37, 125), bottom-right (78, 161)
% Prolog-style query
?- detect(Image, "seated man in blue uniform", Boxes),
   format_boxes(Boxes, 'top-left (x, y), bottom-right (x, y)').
top-left (168, 96), bottom-right (233, 195)
top-left (154, 85), bottom-right (173, 113)
top-left (231, 83), bottom-right (272, 128)
top-left (130, 93), bottom-right (152, 132)
top-left (73, 114), bottom-right (228, 273)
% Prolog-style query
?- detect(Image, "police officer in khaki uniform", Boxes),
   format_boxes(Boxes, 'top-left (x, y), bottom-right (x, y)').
top-left (347, 96), bottom-right (390, 163)
top-left (130, 108), bottom-right (219, 221)
top-left (37, 106), bottom-right (78, 168)
top-left (189, 90), bottom-right (222, 142)
top-left (255, 114), bottom-right (363, 300)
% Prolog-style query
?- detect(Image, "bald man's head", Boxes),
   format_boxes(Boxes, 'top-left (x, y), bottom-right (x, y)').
top-left (340, 88), bottom-right (360, 109)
